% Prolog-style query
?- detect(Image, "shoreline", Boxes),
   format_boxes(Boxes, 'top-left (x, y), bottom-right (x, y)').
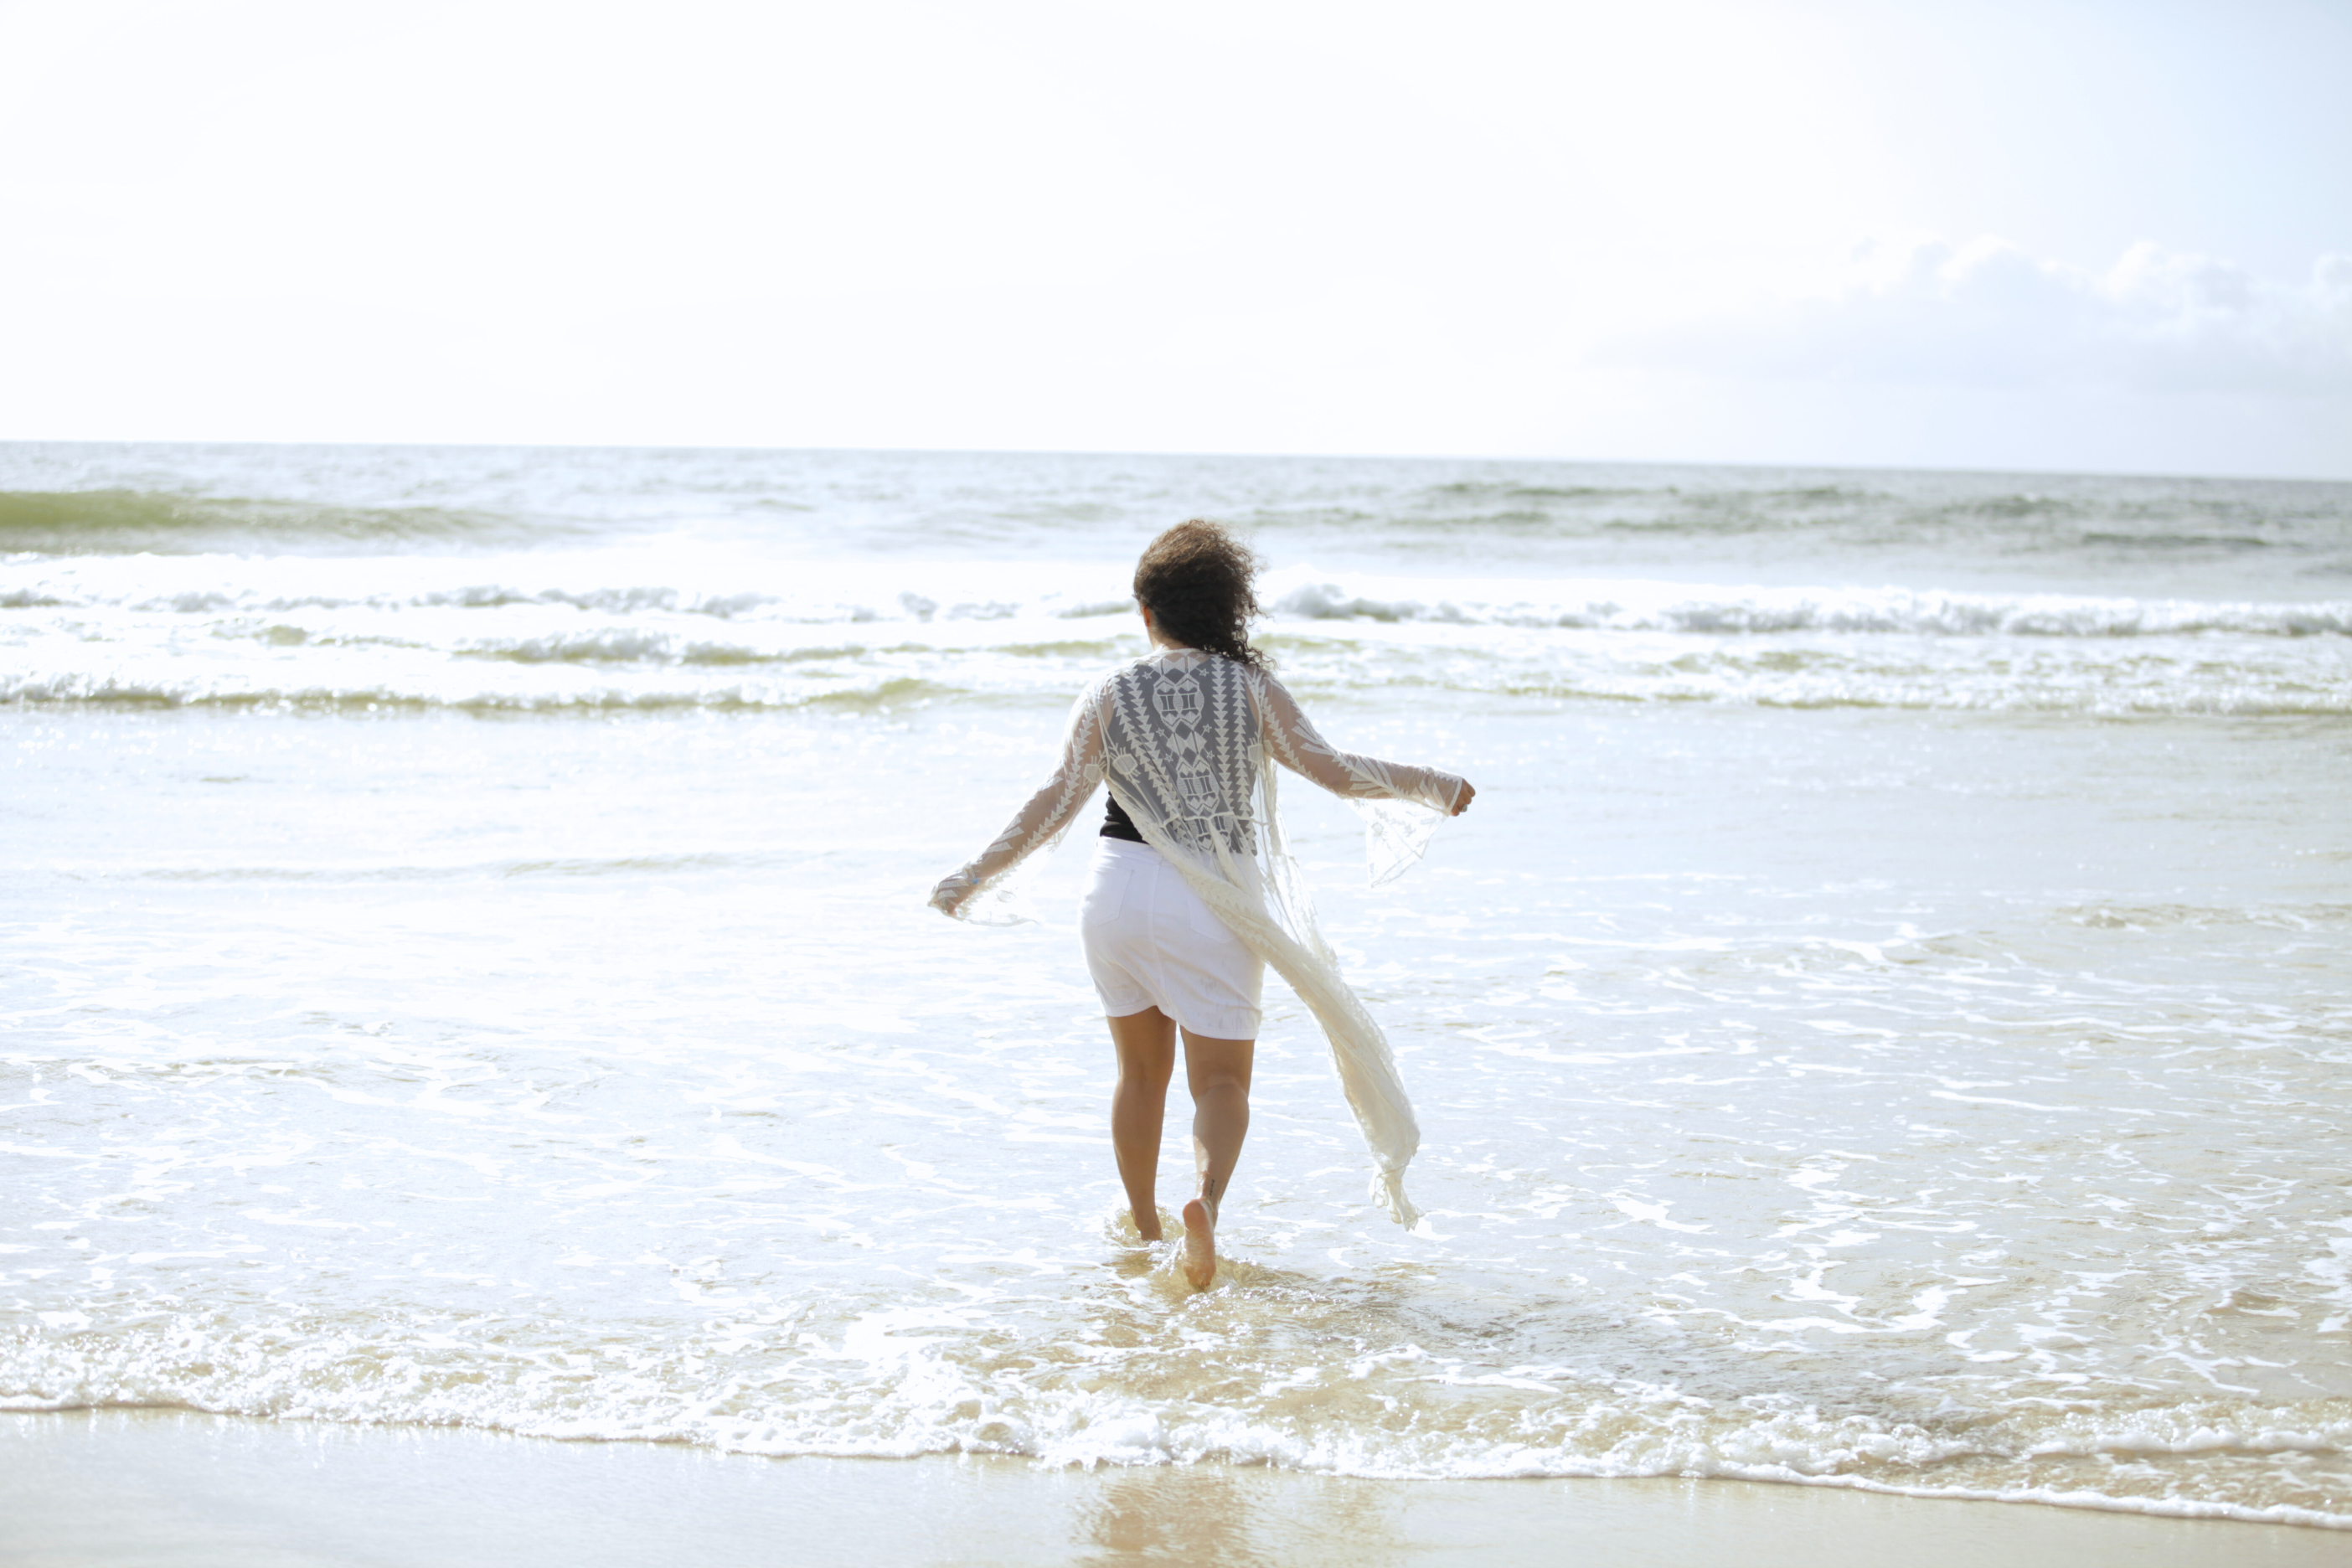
top-left (3, 1410), bottom-right (2342, 1567)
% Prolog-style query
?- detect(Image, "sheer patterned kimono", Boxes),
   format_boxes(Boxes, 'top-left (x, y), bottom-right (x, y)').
top-left (930, 648), bottom-right (1466, 1226)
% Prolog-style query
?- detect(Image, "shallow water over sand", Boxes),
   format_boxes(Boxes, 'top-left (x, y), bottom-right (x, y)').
top-left (3, 445), bottom-right (2349, 1525)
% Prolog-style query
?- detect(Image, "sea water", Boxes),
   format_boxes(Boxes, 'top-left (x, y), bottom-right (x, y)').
top-left (3, 443), bottom-right (2348, 1526)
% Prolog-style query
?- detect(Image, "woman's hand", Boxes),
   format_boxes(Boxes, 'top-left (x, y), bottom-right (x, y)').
top-left (929, 872), bottom-right (977, 917)
top-left (1450, 781), bottom-right (1476, 817)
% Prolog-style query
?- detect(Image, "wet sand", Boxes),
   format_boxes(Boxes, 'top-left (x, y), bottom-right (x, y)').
top-left (3, 1411), bottom-right (2341, 1567)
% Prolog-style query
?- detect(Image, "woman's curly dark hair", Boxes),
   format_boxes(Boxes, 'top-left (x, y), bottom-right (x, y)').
top-left (1133, 519), bottom-right (1267, 670)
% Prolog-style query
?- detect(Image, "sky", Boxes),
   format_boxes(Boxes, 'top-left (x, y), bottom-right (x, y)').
top-left (2, 0), bottom-right (2347, 477)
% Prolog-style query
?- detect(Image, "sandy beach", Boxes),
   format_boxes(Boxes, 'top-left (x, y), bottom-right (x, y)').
top-left (5, 1410), bottom-right (2345, 1567)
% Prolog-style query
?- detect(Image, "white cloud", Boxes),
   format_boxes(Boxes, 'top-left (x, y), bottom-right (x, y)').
top-left (1612, 237), bottom-right (2352, 397)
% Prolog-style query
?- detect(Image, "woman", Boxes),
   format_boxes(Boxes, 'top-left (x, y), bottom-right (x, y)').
top-left (929, 521), bottom-right (1472, 1289)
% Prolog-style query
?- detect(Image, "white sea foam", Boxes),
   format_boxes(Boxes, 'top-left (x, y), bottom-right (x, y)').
top-left (1267, 575), bottom-right (2352, 638)
top-left (8, 1260), bottom-right (2351, 1525)
top-left (7, 554), bottom-right (2349, 636)
top-left (3, 555), bottom-right (2346, 714)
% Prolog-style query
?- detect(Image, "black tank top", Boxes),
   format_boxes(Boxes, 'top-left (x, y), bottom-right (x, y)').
top-left (1100, 794), bottom-right (1145, 843)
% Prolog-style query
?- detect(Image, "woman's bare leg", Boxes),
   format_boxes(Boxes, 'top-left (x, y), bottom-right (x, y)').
top-left (1106, 1008), bottom-right (1177, 1240)
top-left (1179, 1029), bottom-right (1254, 1290)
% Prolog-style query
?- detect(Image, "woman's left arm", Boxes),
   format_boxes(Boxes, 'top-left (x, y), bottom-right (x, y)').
top-left (929, 689), bottom-right (1107, 919)
top-left (1253, 671), bottom-right (1470, 816)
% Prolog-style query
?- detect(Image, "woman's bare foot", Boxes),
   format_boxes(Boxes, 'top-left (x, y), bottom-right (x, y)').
top-left (1135, 1209), bottom-right (1163, 1243)
top-left (1180, 1196), bottom-right (1216, 1290)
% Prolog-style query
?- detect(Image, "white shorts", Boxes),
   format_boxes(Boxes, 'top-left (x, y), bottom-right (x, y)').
top-left (1080, 838), bottom-right (1265, 1040)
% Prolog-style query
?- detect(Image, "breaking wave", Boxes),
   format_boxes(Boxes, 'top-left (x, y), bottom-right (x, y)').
top-left (1269, 580), bottom-right (2352, 637)
top-left (4, 555), bottom-right (2347, 638)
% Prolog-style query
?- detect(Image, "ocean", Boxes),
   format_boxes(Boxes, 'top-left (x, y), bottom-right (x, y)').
top-left (3, 442), bottom-right (2348, 1528)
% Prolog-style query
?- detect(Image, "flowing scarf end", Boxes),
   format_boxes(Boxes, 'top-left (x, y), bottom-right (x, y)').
top-left (1371, 1167), bottom-right (1424, 1229)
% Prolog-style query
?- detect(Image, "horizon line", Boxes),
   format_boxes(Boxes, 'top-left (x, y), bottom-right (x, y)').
top-left (2, 436), bottom-right (2346, 490)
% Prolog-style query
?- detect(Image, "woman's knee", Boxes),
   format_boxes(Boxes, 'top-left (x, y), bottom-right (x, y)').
top-left (1117, 1044), bottom-right (1175, 1085)
top-left (1183, 1035), bottom-right (1254, 1098)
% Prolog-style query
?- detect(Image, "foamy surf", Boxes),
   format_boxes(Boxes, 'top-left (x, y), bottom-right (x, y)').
top-left (2, 553), bottom-right (2344, 715)
top-left (8, 1254), bottom-right (2350, 1527)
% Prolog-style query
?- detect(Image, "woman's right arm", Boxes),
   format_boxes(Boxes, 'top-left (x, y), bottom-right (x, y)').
top-left (1252, 672), bottom-right (1470, 816)
top-left (929, 689), bottom-right (1107, 919)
